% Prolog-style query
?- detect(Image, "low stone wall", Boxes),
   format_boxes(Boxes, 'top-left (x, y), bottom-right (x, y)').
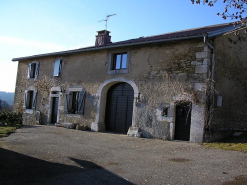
top-left (22, 110), bottom-right (40, 125)
top-left (204, 129), bottom-right (233, 142)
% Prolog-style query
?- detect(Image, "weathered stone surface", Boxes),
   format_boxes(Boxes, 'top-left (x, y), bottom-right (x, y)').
top-left (76, 125), bottom-right (89, 131)
top-left (62, 123), bottom-right (77, 129)
top-left (127, 126), bottom-right (141, 137)
top-left (195, 65), bottom-right (207, 73)
top-left (211, 29), bottom-right (247, 130)
top-left (194, 83), bottom-right (206, 91)
top-left (13, 34), bottom-right (213, 142)
top-left (196, 51), bottom-right (210, 59)
top-left (203, 58), bottom-right (210, 65)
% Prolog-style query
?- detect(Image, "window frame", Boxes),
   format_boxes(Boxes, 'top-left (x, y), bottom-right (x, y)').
top-left (23, 89), bottom-right (37, 110)
top-left (64, 88), bottom-right (86, 115)
top-left (28, 62), bottom-right (39, 79)
top-left (112, 53), bottom-right (127, 70)
top-left (107, 51), bottom-right (129, 75)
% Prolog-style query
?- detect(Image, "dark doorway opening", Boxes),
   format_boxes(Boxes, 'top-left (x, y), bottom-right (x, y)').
top-left (105, 83), bottom-right (134, 134)
top-left (51, 94), bottom-right (59, 124)
top-left (174, 102), bottom-right (192, 141)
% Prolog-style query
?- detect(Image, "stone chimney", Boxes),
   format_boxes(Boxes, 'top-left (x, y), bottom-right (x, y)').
top-left (95, 30), bottom-right (111, 46)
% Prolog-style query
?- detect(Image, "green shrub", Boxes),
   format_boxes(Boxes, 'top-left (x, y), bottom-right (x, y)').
top-left (0, 112), bottom-right (22, 126)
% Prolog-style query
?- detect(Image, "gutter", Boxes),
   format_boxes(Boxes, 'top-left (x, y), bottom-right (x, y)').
top-left (12, 35), bottom-right (203, 61)
top-left (204, 35), bottom-right (215, 130)
top-left (208, 24), bottom-right (240, 38)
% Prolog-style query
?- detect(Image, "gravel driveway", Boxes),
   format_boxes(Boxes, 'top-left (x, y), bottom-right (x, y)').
top-left (0, 125), bottom-right (247, 185)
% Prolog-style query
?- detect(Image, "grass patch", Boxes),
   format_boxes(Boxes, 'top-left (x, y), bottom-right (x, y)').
top-left (202, 143), bottom-right (247, 153)
top-left (0, 124), bottom-right (22, 138)
top-left (202, 132), bottom-right (247, 153)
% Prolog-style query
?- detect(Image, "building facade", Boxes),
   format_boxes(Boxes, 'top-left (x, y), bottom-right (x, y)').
top-left (12, 23), bottom-right (247, 142)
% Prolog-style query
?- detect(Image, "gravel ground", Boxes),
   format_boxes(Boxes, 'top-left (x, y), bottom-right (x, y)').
top-left (0, 125), bottom-right (247, 185)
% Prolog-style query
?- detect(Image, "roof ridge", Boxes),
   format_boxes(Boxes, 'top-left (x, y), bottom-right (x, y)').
top-left (144, 22), bottom-right (233, 38)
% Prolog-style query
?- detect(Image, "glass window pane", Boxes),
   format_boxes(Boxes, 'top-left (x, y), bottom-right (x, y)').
top-left (53, 60), bottom-right (60, 76)
top-left (115, 55), bottom-right (121, 69)
top-left (30, 63), bottom-right (36, 78)
top-left (121, 54), bottom-right (127, 69)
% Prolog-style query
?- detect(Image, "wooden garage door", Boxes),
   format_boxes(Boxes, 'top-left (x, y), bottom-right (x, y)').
top-left (174, 102), bottom-right (192, 141)
top-left (105, 83), bottom-right (134, 133)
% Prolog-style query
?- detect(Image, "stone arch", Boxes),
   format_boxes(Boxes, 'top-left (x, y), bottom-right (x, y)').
top-left (91, 78), bottom-right (139, 132)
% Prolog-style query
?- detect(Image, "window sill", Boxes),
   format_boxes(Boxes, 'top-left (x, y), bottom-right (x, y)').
top-left (66, 114), bottom-right (81, 118)
top-left (25, 109), bottom-right (34, 114)
top-left (107, 68), bottom-right (129, 75)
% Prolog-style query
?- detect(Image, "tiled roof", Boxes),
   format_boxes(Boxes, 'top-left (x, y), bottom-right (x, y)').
top-left (12, 23), bottom-right (236, 61)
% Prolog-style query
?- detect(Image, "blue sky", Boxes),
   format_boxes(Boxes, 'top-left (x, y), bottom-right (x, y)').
top-left (0, 0), bottom-right (230, 92)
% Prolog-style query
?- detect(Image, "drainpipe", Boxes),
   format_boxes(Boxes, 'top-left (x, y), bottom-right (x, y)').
top-left (203, 35), bottom-right (215, 129)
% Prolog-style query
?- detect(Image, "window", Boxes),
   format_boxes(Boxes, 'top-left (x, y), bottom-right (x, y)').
top-left (28, 62), bottom-right (39, 78)
top-left (53, 59), bottom-right (62, 76)
top-left (162, 107), bottom-right (169, 117)
top-left (112, 53), bottom-right (127, 70)
top-left (64, 90), bottom-right (86, 114)
top-left (24, 90), bottom-right (37, 109)
top-left (107, 51), bottom-right (129, 75)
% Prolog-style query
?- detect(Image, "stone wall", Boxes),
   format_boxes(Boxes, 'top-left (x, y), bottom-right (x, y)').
top-left (211, 29), bottom-right (247, 130)
top-left (14, 38), bottom-right (209, 142)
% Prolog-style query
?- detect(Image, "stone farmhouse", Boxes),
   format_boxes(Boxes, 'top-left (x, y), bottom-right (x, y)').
top-left (12, 23), bottom-right (247, 142)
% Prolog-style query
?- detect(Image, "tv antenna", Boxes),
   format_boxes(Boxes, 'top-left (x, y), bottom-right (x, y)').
top-left (98, 14), bottom-right (116, 30)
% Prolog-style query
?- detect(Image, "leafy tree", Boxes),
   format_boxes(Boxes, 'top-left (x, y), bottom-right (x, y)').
top-left (191, 0), bottom-right (247, 24)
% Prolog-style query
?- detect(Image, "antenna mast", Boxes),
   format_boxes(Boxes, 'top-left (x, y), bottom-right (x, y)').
top-left (98, 14), bottom-right (116, 30)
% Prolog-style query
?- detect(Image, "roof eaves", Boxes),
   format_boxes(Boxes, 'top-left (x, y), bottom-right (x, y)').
top-left (208, 24), bottom-right (239, 37)
top-left (12, 34), bottom-right (205, 62)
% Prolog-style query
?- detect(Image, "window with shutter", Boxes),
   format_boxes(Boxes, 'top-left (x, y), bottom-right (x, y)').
top-left (23, 90), bottom-right (28, 109)
top-left (28, 62), bottom-right (39, 79)
top-left (25, 91), bottom-right (33, 109)
top-left (64, 92), bottom-right (68, 113)
top-left (53, 59), bottom-right (62, 76)
top-left (64, 90), bottom-right (86, 114)
top-left (32, 90), bottom-right (37, 109)
top-left (35, 62), bottom-right (39, 78)
top-left (78, 91), bottom-right (86, 115)
top-left (23, 90), bottom-right (37, 110)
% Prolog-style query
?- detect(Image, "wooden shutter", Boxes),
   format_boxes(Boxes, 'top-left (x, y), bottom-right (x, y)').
top-left (35, 62), bottom-right (39, 78)
top-left (32, 90), bottom-right (37, 109)
top-left (26, 91), bottom-right (31, 109)
top-left (78, 91), bottom-right (86, 115)
top-left (27, 64), bottom-right (32, 78)
top-left (53, 59), bottom-right (61, 76)
top-left (23, 91), bottom-right (28, 109)
top-left (59, 60), bottom-right (62, 74)
top-left (64, 92), bottom-right (70, 113)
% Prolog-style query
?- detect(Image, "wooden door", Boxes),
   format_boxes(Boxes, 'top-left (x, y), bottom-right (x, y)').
top-left (105, 83), bottom-right (134, 133)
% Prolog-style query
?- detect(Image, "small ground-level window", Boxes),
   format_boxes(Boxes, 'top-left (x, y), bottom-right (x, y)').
top-left (53, 59), bottom-right (62, 76)
top-left (64, 90), bottom-right (86, 114)
top-left (112, 53), bottom-right (127, 70)
top-left (24, 90), bottom-right (37, 109)
top-left (28, 62), bottom-right (39, 78)
top-left (162, 107), bottom-right (169, 117)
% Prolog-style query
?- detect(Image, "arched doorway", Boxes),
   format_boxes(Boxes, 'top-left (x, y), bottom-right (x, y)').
top-left (105, 82), bottom-right (134, 133)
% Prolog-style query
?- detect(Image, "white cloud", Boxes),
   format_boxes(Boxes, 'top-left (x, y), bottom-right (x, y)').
top-left (0, 36), bottom-right (73, 92)
top-left (0, 36), bottom-right (67, 52)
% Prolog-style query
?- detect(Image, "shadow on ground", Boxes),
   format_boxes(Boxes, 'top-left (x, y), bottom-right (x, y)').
top-left (0, 147), bottom-right (133, 185)
top-left (221, 131), bottom-right (247, 143)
